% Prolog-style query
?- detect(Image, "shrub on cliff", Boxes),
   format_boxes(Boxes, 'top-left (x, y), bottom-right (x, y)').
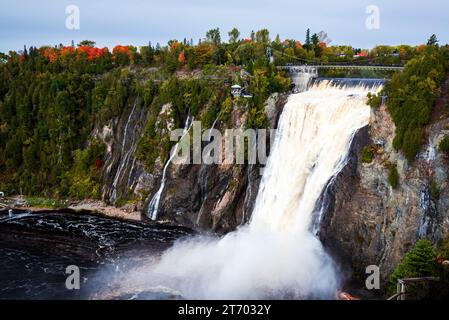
top-left (367, 92), bottom-right (382, 109)
top-left (387, 163), bottom-right (399, 189)
top-left (430, 180), bottom-right (440, 200)
top-left (438, 135), bottom-right (449, 154)
top-left (361, 145), bottom-right (375, 163)
top-left (437, 236), bottom-right (449, 261)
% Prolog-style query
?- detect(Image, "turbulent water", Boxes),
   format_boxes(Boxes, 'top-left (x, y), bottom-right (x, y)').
top-left (104, 81), bottom-right (380, 299)
top-left (0, 210), bottom-right (192, 299)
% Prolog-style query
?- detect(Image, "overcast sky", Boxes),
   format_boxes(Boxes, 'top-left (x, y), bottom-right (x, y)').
top-left (0, 0), bottom-right (448, 52)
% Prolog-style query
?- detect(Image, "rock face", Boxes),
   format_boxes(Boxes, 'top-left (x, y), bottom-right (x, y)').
top-left (93, 92), bottom-right (287, 233)
top-left (319, 102), bottom-right (449, 289)
top-left (94, 97), bottom-right (160, 209)
top-left (150, 93), bottom-right (287, 232)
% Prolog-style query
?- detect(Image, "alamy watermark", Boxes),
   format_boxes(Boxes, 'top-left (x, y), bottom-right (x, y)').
top-left (65, 5), bottom-right (80, 30)
top-left (365, 265), bottom-right (380, 290)
top-left (65, 265), bottom-right (80, 290)
top-left (169, 121), bottom-right (276, 167)
top-left (365, 5), bottom-right (380, 30)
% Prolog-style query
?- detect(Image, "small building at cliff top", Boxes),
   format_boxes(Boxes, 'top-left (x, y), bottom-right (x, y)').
top-left (231, 84), bottom-right (242, 97)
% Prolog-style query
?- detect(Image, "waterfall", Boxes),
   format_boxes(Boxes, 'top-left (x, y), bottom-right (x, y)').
top-left (114, 80), bottom-right (381, 299)
top-left (148, 115), bottom-right (193, 220)
top-left (290, 66), bottom-right (317, 93)
top-left (110, 99), bottom-right (138, 202)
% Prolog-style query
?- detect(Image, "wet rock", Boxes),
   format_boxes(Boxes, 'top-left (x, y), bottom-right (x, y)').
top-left (319, 102), bottom-right (449, 291)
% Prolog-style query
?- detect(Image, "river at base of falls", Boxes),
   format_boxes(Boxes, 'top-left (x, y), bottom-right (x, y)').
top-left (0, 209), bottom-right (192, 299)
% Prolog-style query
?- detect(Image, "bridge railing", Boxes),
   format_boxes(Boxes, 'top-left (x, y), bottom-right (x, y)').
top-left (277, 64), bottom-right (404, 71)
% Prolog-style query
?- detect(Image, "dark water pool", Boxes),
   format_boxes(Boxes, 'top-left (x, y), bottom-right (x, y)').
top-left (0, 209), bottom-right (193, 299)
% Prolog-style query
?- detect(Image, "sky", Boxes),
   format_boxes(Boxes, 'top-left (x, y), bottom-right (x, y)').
top-left (0, 0), bottom-right (448, 52)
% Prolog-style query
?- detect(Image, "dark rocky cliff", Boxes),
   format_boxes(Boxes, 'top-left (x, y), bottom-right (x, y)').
top-left (94, 92), bottom-right (288, 233)
top-left (319, 102), bottom-right (449, 290)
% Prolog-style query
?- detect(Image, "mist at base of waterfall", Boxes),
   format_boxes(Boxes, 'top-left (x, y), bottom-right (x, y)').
top-left (97, 230), bottom-right (339, 300)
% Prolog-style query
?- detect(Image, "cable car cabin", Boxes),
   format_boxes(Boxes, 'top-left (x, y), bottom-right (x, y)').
top-left (231, 84), bottom-right (242, 98)
top-left (231, 84), bottom-right (252, 98)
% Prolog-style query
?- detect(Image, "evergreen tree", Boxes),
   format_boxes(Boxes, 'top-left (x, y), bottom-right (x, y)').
top-left (305, 28), bottom-right (311, 50)
top-left (390, 239), bottom-right (438, 291)
top-left (311, 33), bottom-right (319, 48)
top-left (311, 33), bottom-right (320, 56)
top-left (427, 34), bottom-right (438, 46)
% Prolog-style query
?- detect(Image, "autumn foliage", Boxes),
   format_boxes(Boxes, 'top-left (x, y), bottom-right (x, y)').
top-left (39, 45), bottom-right (134, 64)
top-left (178, 51), bottom-right (186, 63)
top-left (169, 41), bottom-right (181, 51)
top-left (61, 46), bottom-right (76, 56)
top-left (77, 46), bottom-right (108, 61)
top-left (41, 46), bottom-right (109, 63)
top-left (43, 48), bottom-right (58, 63)
top-left (112, 45), bottom-right (131, 55)
top-left (318, 42), bottom-right (327, 49)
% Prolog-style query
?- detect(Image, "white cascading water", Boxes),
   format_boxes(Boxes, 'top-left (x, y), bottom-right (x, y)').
top-left (148, 115), bottom-right (193, 220)
top-left (110, 99), bottom-right (138, 202)
top-left (112, 81), bottom-right (381, 299)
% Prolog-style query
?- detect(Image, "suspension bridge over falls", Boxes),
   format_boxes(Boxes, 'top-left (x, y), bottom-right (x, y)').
top-left (269, 45), bottom-right (405, 76)
top-left (277, 64), bottom-right (405, 77)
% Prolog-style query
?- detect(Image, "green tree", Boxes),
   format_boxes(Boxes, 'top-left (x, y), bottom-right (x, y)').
top-left (304, 28), bottom-right (311, 50)
top-left (311, 33), bottom-right (319, 48)
top-left (311, 33), bottom-right (321, 57)
top-left (390, 239), bottom-right (437, 292)
top-left (77, 40), bottom-right (96, 47)
top-left (256, 29), bottom-right (270, 44)
top-left (206, 28), bottom-right (221, 46)
top-left (228, 28), bottom-right (240, 44)
top-left (427, 34), bottom-right (438, 46)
